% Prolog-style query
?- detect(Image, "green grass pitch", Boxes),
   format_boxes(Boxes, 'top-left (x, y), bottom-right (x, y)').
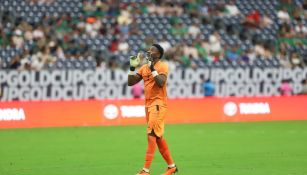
top-left (1, 121), bottom-right (307, 175)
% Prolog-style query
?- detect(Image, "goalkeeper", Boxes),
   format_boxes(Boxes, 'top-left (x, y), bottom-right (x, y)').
top-left (128, 44), bottom-right (178, 175)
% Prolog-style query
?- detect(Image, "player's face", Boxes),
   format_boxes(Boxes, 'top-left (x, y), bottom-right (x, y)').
top-left (147, 46), bottom-right (160, 61)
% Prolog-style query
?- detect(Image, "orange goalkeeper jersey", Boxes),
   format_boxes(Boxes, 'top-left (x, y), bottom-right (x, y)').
top-left (138, 61), bottom-right (168, 107)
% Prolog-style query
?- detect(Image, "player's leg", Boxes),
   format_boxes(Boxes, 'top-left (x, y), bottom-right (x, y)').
top-left (155, 106), bottom-right (178, 175)
top-left (157, 137), bottom-right (174, 166)
top-left (136, 107), bottom-right (158, 175)
top-left (136, 132), bottom-right (159, 175)
top-left (157, 136), bottom-right (178, 175)
top-left (154, 106), bottom-right (174, 165)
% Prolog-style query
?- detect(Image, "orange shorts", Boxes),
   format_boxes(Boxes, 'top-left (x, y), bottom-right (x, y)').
top-left (145, 105), bottom-right (167, 137)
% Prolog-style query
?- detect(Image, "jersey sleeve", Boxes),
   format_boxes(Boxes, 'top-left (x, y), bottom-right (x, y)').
top-left (158, 62), bottom-right (168, 76)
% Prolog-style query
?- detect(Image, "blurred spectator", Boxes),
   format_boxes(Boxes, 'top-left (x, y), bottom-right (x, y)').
top-left (294, 20), bottom-right (307, 37)
top-left (117, 10), bottom-right (132, 25)
top-left (208, 32), bottom-right (222, 59)
top-left (36, 46), bottom-right (57, 68)
top-left (159, 38), bottom-right (172, 52)
top-left (53, 44), bottom-right (65, 59)
top-left (106, 3), bottom-right (120, 17)
top-left (169, 11), bottom-right (181, 25)
top-left (277, 7), bottom-right (291, 23)
top-left (132, 82), bottom-right (143, 99)
top-left (24, 26), bottom-right (34, 42)
top-left (180, 55), bottom-right (191, 68)
top-left (139, 2), bottom-right (149, 14)
top-left (261, 13), bottom-right (273, 28)
top-left (183, 43), bottom-right (199, 59)
top-left (289, 52), bottom-right (305, 68)
top-left (244, 10), bottom-right (261, 28)
top-left (170, 22), bottom-right (188, 36)
top-left (213, 1), bottom-right (227, 17)
top-left (279, 23), bottom-right (295, 38)
top-left (225, 45), bottom-right (241, 62)
top-left (242, 48), bottom-right (256, 63)
top-left (279, 0), bottom-right (295, 16)
top-left (12, 29), bottom-right (24, 49)
top-left (183, 0), bottom-right (199, 18)
top-left (292, 5), bottom-right (304, 21)
top-left (263, 42), bottom-right (274, 59)
top-left (164, 55), bottom-right (178, 71)
top-left (164, 44), bottom-right (184, 68)
top-left (18, 49), bottom-right (33, 70)
top-left (0, 28), bottom-right (9, 46)
top-left (96, 51), bottom-right (107, 69)
top-left (82, 0), bottom-right (97, 16)
top-left (167, 43), bottom-right (190, 68)
top-left (277, 44), bottom-right (292, 68)
top-left (194, 39), bottom-right (208, 63)
top-left (301, 79), bottom-right (307, 95)
top-left (31, 48), bottom-right (46, 71)
top-left (225, 1), bottom-right (240, 16)
top-left (108, 56), bottom-right (118, 70)
top-left (118, 38), bottom-right (129, 54)
top-left (198, 3), bottom-right (209, 17)
top-left (279, 79), bottom-right (293, 96)
top-left (254, 43), bottom-right (266, 57)
top-left (33, 26), bottom-right (45, 39)
top-left (85, 17), bottom-right (101, 38)
top-left (109, 38), bottom-right (119, 53)
top-left (203, 79), bottom-right (215, 97)
top-left (148, 1), bottom-right (183, 16)
top-left (188, 22), bottom-right (201, 38)
top-left (9, 55), bottom-right (21, 69)
top-left (110, 20), bottom-right (121, 36)
top-left (129, 20), bottom-right (141, 36)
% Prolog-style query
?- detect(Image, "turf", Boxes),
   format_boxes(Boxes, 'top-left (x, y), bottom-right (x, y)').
top-left (0, 121), bottom-right (307, 175)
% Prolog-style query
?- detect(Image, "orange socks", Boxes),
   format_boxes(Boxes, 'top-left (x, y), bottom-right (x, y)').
top-left (157, 137), bottom-right (174, 165)
top-left (144, 135), bottom-right (157, 169)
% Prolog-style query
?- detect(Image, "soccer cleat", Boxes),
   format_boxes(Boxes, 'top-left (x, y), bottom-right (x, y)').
top-left (136, 169), bottom-right (150, 175)
top-left (161, 165), bottom-right (178, 175)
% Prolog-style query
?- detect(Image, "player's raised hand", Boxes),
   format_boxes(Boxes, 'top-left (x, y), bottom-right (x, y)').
top-left (148, 60), bottom-right (155, 71)
top-left (145, 52), bottom-right (155, 71)
top-left (147, 59), bottom-right (152, 69)
top-left (129, 55), bottom-right (140, 68)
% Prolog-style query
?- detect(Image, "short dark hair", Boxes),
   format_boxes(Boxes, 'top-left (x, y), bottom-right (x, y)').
top-left (152, 43), bottom-right (164, 59)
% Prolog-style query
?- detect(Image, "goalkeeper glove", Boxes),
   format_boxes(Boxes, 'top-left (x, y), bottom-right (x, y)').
top-left (129, 54), bottom-right (140, 71)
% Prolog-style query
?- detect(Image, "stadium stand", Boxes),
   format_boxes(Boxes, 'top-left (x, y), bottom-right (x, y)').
top-left (0, 0), bottom-right (306, 71)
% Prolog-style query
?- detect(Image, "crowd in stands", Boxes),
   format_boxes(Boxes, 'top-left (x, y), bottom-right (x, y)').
top-left (0, 0), bottom-right (306, 72)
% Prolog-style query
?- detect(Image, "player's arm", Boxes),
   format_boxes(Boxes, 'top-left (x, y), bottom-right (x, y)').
top-left (128, 73), bottom-right (142, 86)
top-left (127, 55), bottom-right (142, 86)
top-left (153, 74), bottom-right (167, 87)
top-left (149, 64), bottom-right (166, 87)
